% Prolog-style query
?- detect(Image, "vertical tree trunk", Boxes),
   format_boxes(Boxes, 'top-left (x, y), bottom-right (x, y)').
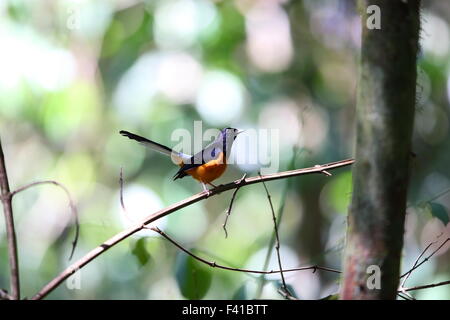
top-left (340, 0), bottom-right (421, 299)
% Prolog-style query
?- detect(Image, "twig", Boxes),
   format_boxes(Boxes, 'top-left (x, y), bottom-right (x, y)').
top-left (397, 237), bottom-right (450, 299)
top-left (150, 226), bottom-right (340, 276)
top-left (10, 180), bottom-right (79, 260)
top-left (256, 148), bottom-right (299, 298)
top-left (402, 280), bottom-right (450, 292)
top-left (0, 138), bottom-right (20, 299)
top-left (396, 292), bottom-right (412, 300)
top-left (31, 158), bottom-right (354, 300)
top-left (222, 173), bottom-right (246, 238)
top-left (420, 187), bottom-right (450, 204)
top-left (277, 288), bottom-right (298, 300)
top-left (400, 241), bottom-right (435, 289)
top-left (400, 238), bottom-right (450, 279)
top-left (259, 171), bottom-right (291, 299)
top-left (397, 289), bottom-right (416, 300)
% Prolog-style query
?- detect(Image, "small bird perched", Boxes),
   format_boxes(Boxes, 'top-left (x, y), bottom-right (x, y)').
top-left (119, 128), bottom-right (243, 193)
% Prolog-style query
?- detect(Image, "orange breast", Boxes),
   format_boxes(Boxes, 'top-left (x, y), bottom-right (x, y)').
top-left (184, 152), bottom-right (227, 183)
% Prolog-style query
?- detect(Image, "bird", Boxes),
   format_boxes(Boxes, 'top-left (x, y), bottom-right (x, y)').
top-left (119, 128), bottom-right (243, 193)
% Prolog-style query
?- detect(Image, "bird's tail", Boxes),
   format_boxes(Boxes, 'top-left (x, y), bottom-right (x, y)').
top-left (119, 130), bottom-right (186, 165)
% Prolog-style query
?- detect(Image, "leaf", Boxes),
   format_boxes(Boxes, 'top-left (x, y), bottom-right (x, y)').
top-left (131, 238), bottom-right (151, 267)
top-left (429, 202), bottom-right (450, 226)
top-left (327, 171), bottom-right (352, 214)
top-left (175, 253), bottom-right (213, 300)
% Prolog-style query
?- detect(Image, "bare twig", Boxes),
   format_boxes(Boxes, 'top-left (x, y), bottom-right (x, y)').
top-left (222, 173), bottom-right (246, 238)
top-left (150, 226), bottom-right (340, 276)
top-left (420, 187), bottom-right (450, 204)
top-left (400, 238), bottom-right (450, 279)
top-left (402, 280), bottom-right (450, 292)
top-left (397, 289), bottom-right (416, 300)
top-left (31, 158), bottom-right (353, 300)
top-left (397, 237), bottom-right (450, 299)
top-left (400, 241), bottom-right (435, 289)
top-left (259, 172), bottom-right (291, 298)
top-left (0, 139), bottom-right (20, 299)
top-left (256, 148), bottom-right (299, 299)
top-left (396, 292), bottom-right (412, 300)
top-left (277, 288), bottom-right (298, 300)
top-left (10, 180), bottom-right (79, 260)
top-left (314, 165), bottom-right (333, 177)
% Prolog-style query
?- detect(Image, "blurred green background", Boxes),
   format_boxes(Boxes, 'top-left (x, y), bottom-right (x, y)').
top-left (0, 0), bottom-right (449, 300)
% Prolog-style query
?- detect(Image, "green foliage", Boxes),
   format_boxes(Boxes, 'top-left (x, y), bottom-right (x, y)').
top-left (131, 238), bottom-right (152, 267)
top-left (426, 202), bottom-right (449, 226)
top-left (327, 171), bottom-right (352, 214)
top-left (175, 253), bottom-right (213, 300)
top-left (1, 0), bottom-right (449, 300)
top-left (232, 284), bottom-right (247, 300)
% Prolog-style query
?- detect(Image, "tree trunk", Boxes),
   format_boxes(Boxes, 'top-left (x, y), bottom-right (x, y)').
top-left (340, 0), bottom-right (421, 299)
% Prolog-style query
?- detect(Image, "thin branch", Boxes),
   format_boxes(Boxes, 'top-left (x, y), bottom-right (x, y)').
top-left (400, 238), bottom-right (450, 279)
top-left (150, 226), bottom-right (340, 276)
top-left (421, 187), bottom-right (450, 204)
top-left (255, 147), bottom-right (300, 299)
top-left (397, 237), bottom-right (450, 299)
top-left (397, 292), bottom-right (412, 300)
top-left (0, 138), bottom-right (20, 299)
top-left (397, 289), bottom-right (416, 300)
top-left (222, 173), bottom-right (246, 238)
top-left (10, 180), bottom-right (79, 260)
top-left (259, 172), bottom-right (291, 298)
top-left (400, 241), bottom-right (435, 289)
top-left (277, 288), bottom-right (298, 300)
top-left (31, 158), bottom-right (353, 300)
top-left (402, 280), bottom-right (450, 292)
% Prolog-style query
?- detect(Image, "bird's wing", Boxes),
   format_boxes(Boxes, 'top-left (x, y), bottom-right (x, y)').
top-left (173, 142), bottom-right (223, 180)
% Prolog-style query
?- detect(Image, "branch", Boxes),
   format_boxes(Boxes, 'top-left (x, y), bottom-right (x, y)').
top-left (152, 225), bottom-right (450, 297)
top-left (31, 158), bottom-right (353, 300)
top-left (0, 138), bottom-right (20, 299)
top-left (402, 280), bottom-right (450, 293)
top-left (400, 238), bottom-right (450, 280)
top-left (256, 149), bottom-right (298, 299)
top-left (397, 237), bottom-right (450, 299)
top-left (222, 173), bottom-right (246, 238)
top-left (259, 172), bottom-right (291, 298)
top-left (400, 242), bottom-right (435, 290)
top-left (150, 226), bottom-right (341, 276)
top-left (10, 180), bottom-right (80, 260)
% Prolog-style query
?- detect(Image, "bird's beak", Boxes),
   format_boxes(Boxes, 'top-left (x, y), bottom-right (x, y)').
top-left (236, 129), bottom-right (245, 135)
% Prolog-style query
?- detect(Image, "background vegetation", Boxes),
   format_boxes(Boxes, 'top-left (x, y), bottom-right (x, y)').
top-left (0, 0), bottom-right (449, 299)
